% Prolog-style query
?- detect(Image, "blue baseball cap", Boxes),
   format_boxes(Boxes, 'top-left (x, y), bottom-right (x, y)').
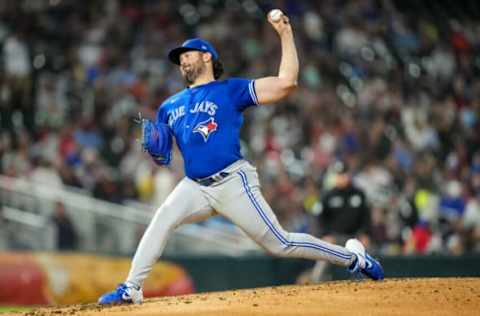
top-left (168, 38), bottom-right (219, 65)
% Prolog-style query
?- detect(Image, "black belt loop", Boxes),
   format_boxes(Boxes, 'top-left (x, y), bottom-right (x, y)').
top-left (194, 172), bottom-right (230, 186)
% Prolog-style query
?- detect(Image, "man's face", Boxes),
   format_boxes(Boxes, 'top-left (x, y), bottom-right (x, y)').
top-left (335, 173), bottom-right (351, 188)
top-left (179, 51), bottom-right (206, 85)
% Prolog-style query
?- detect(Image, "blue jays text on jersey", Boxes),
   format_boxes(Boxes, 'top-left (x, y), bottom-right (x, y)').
top-left (156, 78), bottom-right (259, 179)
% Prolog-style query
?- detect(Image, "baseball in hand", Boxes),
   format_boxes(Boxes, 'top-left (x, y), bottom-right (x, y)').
top-left (269, 9), bottom-right (283, 22)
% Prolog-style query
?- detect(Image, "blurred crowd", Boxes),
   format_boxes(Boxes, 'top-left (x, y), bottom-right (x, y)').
top-left (1, 0), bottom-right (480, 256)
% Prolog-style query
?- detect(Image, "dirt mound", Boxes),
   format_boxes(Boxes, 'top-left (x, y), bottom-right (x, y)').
top-left (10, 278), bottom-right (480, 316)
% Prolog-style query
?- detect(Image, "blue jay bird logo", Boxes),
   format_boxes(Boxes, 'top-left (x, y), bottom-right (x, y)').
top-left (193, 117), bottom-right (218, 142)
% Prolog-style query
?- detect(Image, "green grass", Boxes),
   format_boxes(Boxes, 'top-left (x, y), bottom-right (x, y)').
top-left (0, 306), bottom-right (32, 313)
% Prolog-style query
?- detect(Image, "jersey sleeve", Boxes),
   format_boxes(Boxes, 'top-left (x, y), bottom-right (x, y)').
top-left (227, 78), bottom-right (259, 111)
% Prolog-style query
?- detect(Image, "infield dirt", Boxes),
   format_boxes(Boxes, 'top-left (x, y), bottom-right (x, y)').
top-left (8, 278), bottom-right (480, 316)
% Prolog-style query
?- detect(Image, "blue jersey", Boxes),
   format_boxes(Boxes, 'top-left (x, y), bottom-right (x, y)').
top-left (156, 78), bottom-right (258, 179)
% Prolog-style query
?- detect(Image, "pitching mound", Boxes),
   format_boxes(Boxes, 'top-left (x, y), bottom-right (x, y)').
top-left (12, 278), bottom-right (480, 316)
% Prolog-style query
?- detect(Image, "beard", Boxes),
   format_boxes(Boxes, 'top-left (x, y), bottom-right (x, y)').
top-left (182, 60), bottom-right (206, 85)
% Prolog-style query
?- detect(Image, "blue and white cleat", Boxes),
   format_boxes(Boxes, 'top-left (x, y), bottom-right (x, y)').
top-left (345, 239), bottom-right (384, 281)
top-left (98, 283), bottom-right (144, 305)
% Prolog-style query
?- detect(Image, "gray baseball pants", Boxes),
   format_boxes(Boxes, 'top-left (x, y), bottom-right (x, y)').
top-left (126, 160), bottom-right (355, 287)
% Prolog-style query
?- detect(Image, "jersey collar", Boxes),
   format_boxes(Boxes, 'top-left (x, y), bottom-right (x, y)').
top-left (187, 80), bottom-right (218, 90)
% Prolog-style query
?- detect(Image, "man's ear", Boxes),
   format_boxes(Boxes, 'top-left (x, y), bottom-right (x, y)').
top-left (202, 52), bottom-right (212, 63)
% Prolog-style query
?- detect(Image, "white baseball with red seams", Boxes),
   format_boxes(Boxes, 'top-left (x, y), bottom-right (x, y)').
top-left (269, 9), bottom-right (283, 22)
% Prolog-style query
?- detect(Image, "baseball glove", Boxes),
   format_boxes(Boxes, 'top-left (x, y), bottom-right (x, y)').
top-left (136, 113), bottom-right (172, 165)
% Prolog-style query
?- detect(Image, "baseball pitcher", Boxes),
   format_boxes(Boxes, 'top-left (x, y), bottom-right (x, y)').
top-left (99, 10), bottom-right (384, 305)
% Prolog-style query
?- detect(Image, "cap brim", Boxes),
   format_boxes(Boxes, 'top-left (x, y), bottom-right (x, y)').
top-left (168, 47), bottom-right (201, 65)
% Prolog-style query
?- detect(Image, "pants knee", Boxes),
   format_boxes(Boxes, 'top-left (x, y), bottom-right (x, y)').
top-left (256, 228), bottom-right (293, 257)
top-left (261, 238), bottom-right (291, 257)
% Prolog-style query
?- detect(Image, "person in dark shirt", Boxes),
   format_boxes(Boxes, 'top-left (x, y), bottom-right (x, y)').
top-left (317, 162), bottom-right (371, 244)
top-left (299, 161), bottom-right (371, 283)
top-left (51, 201), bottom-right (78, 250)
